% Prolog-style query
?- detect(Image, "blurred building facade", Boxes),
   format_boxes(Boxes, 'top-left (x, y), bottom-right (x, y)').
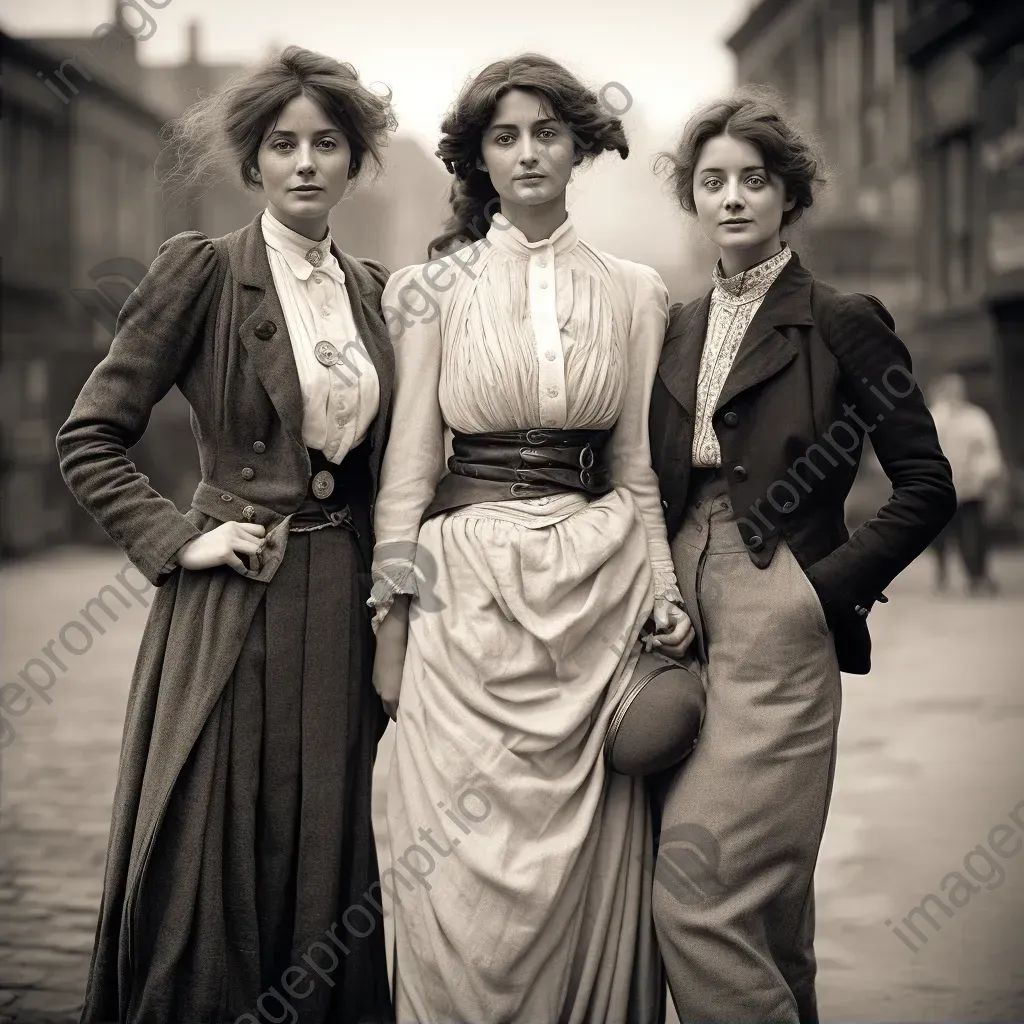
top-left (726, 0), bottom-right (1024, 478)
top-left (1, 11), bottom-right (448, 559)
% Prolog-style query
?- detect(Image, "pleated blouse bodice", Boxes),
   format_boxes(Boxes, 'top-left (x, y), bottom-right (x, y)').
top-left (372, 212), bottom-right (680, 620)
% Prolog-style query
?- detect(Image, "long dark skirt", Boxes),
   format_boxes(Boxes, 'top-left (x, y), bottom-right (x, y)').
top-left (127, 522), bottom-right (392, 1023)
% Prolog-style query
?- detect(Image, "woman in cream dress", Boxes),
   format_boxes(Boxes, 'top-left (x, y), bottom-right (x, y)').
top-left (370, 54), bottom-right (691, 1023)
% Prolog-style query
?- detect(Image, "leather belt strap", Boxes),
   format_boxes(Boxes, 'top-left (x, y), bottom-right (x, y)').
top-left (422, 428), bottom-right (613, 522)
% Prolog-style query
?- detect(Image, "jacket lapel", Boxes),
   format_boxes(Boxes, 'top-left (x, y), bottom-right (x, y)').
top-left (658, 293), bottom-right (711, 419)
top-left (714, 253), bottom-right (815, 411)
top-left (229, 214), bottom-right (306, 447)
top-left (337, 249), bottom-right (394, 436)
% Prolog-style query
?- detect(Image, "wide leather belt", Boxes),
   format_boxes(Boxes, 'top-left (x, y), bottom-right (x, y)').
top-left (422, 428), bottom-right (612, 522)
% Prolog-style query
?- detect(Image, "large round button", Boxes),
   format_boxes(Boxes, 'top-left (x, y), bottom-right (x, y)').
top-left (312, 470), bottom-right (335, 499)
top-left (732, 465), bottom-right (748, 482)
top-left (241, 467), bottom-right (254, 481)
top-left (723, 411), bottom-right (739, 427)
top-left (252, 441), bottom-right (266, 454)
top-left (242, 505), bottom-right (255, 520)
top-left (747, 533), bottom-right (764, 550)
top-left (315, 340), bottom-right (339, 366)
top-left (254, 320), bottom-right (276, 340)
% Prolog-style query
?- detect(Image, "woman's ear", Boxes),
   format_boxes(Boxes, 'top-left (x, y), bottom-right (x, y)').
top-left (783, 191), bottom-right (797, 213)
top-left (475, 154), bottom-right (488, 172)
top-left (572, 151), bottom-right (585, 166)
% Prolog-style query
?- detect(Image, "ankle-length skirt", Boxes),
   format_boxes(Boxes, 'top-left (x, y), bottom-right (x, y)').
top-left (385, 489), bottom-right (661, 1024)
top-left (80, 521), bottom-right (393, 1024)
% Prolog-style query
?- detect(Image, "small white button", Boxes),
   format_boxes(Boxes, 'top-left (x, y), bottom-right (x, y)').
top-left (539, 281), bottom-right (548, 290)
top-left (537, 258), bottom-right (547, 268)
top-left (314, 274), bottom-right (324, 285)
top-left (321, 307), bottom-right (331, 318)
top-left (547, 385), bottom-right (560, 398)
top-left (545, 350), bottom-right (557, 361)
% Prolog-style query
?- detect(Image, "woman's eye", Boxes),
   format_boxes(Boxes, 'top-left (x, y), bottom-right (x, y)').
top-left (317, 138), bottom-right (337, 150)
top-left (537, 128), bottom-right (557, 140)
top-left (703, 178), bottom-right (721, 189)
top-left (272, 140), bottom-right (292, 151)
top-left (746, 175), bottom-right (766, 187)
top-left (495, 134), bottom-right (515, 145)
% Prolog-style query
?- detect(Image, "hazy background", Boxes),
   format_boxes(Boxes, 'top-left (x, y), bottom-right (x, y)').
top-left (1, 1), bottom-right (1022, 1022)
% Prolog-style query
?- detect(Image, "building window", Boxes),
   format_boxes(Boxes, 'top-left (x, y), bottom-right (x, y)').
top-left (794, 15), bottom-right (824, 130)
top-left (938, 133), bottom-right (975, 302)
top-left (860, 0), bottom-right (896, 169)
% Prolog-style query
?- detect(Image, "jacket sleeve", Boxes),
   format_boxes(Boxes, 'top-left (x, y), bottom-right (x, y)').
top-left (607, 263), bottom-right (682, 605)
top-left (367, 264), bottom-right (447, 631)
top-left (56, 231), bottom-right (221, 586)
top-left (804, 292), bottom-right (957, 617)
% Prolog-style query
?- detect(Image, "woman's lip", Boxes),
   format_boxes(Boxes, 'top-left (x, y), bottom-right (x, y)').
top-left (291, 186), bottom-right (323, 192)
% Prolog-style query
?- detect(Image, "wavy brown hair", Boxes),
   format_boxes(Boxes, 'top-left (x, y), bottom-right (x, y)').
top-left (428, 54), bottom-right (629, 256)
top-left (656, 86), bottom-right (825, 228)
top-left (160, 45), bottom-right (396, 205)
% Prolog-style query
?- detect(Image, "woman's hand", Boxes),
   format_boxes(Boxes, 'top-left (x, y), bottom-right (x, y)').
top-left (175, 521), bottom-right (266, 573)
top-left (646, 598), bottom-right (695, 658)
top-left (373, 594), bottom-right (411, 721)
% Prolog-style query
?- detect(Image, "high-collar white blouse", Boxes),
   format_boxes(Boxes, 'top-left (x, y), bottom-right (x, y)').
top-left (261, 209), bottom-right (380, 464)
top-left (692, 244), bottom-right (792, 467)
top-left (371, 212), bottom-right (680, 619)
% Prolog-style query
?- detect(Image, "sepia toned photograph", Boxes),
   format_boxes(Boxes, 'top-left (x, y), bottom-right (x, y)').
top-left (0, 0), bottom-right (1022, 1021)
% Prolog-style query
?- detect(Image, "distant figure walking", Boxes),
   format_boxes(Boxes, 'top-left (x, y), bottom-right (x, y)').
top-left (929, 373), bottom-right (1005, 595)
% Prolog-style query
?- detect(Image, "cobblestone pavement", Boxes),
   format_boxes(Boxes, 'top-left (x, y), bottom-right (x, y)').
top-left (2, 543), bottom-right (1023, 1022)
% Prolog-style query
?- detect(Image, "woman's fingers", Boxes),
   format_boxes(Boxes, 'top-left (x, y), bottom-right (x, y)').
top-left (231, 537), bottom-right (262, 555)
top-left (235, 523), bottom-right (266, 538)
top-left (224, 552), bottom-right (248, 573)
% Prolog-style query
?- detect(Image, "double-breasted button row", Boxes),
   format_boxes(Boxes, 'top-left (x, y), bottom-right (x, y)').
top-left (722, 410), bottom-right (739, 427)
top-left (254, 320), bottom-right (276, 340)
top-left (241, 467), bottom-right (254, 481)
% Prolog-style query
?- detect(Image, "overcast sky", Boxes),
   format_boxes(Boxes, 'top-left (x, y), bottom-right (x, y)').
top-left (2, 0), bottom-right (753, 283)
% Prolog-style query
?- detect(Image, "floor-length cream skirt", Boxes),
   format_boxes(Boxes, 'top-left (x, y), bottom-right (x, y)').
top-left (386, 489), bottom-right (661, 1024)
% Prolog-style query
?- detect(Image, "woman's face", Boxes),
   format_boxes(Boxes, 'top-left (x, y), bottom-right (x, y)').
top-left (478, 88), bottom-right (576, 214)
top-left (257, 93), bottom-right (352, 239)
top-left (692, 132), bottom-right (795, 266)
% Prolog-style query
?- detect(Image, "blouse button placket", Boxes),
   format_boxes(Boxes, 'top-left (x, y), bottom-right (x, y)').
top-left (528, 244), bottom-right (566, 428)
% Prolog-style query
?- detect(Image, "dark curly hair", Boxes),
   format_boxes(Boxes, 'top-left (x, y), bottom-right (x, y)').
top-left (160, 45), bottom-right (396, 204)
top-left (656, 87), bottom-right (825, 228)
top-left (428, 54), bottom-right (629, 256)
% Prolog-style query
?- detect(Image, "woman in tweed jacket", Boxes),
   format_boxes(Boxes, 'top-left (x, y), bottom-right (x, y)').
top-left (57, 47), bottom-right (395, 1023)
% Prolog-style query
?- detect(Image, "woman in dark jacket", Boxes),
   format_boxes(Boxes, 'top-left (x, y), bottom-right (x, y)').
top-left (56, 46), bottom-right (395, 1024)
top-left (647, 90), bottom-right (956, 1023)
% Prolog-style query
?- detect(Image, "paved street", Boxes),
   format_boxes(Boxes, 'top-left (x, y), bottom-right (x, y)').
top-left (2, 543), bottom-right (1023, 1022)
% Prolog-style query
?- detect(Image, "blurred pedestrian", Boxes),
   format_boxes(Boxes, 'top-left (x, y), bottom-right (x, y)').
top-left (928, 372), bottom-right (1005, 595)
top-left (369, 53), bottom-right (689, 1023)
top-left (56, 46), bottom-right (395, 1024)
top-left (648, 89), bottom-right (956, 1024)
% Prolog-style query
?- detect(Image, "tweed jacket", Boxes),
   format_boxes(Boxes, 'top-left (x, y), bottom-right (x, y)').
top-left (650, 252), bottom-right (956, 674)
top-left (57, 211), bottom-right (394, 585)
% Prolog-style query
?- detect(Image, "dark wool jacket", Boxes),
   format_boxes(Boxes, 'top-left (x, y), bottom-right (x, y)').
top-left (55, 212), bottom-right (394, 1022)
top-left (650, 252), bottom-right (956, 674)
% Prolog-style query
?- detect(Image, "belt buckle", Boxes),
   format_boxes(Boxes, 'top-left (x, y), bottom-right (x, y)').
top-left (578, 444), bottom-right (594, 469)
top-left (525, 429), bottom-right (551, 445)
